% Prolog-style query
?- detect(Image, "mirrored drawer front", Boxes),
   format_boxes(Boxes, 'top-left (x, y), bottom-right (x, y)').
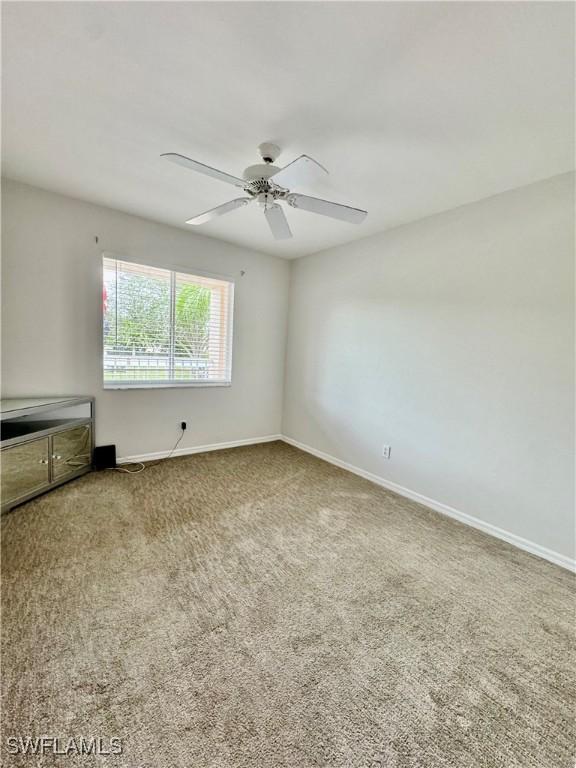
top-left (52, 424), bottom-right (92, 481)
top-left (1, 438), bottom-right (50, 505)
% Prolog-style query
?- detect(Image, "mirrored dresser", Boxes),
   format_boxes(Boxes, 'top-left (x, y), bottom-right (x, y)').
top-left (1, 396), bottom-right (94, 513)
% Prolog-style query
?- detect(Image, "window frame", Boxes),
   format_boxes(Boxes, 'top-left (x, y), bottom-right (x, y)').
top-left (101, 252), bottom-right (235, 390)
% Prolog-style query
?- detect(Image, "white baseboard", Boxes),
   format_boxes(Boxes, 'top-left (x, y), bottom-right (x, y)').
top-left (118, 434), bottom-right (282, 465)
top-left (281, 435), bottom-right (575, 573)
top-left (118, 431), bottom-right (573, 572)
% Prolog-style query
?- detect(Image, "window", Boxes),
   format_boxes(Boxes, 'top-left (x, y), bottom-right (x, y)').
top-left (103, 256), bottom-right (233, 388)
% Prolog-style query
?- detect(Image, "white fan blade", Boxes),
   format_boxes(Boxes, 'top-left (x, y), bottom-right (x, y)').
top-left (162, 153), bottom-right (246, 189)
top-left (269, 154), bottom-right (328, 189)
top-left (286, 193), bottom-right (367, 224)
top-left (186, 197), bottom-right (252, 225)
top-left (264, 204), bottom-right (292, 240)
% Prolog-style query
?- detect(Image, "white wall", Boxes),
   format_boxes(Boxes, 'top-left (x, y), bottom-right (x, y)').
top-left (283, 173), bottom-right (575, 562)
top-left (1, 179), bottom-right (290, 457)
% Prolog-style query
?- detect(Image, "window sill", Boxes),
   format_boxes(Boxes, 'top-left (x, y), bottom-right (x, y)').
top-left (103, 382), bottom-right (232, 390)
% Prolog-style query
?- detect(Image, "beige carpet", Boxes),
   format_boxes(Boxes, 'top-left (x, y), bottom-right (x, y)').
top-left (1, 441), bottom-right (574, 767)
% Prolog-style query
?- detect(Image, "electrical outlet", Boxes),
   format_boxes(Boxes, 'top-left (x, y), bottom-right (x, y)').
top-left (382, 445), bottom-right (391, 459)
top-left (181, 421), bottom-right (187, 431)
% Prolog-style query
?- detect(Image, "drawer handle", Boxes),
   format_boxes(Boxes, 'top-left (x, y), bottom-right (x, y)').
top-left (52, 455), bottom-right (62, 460)
top-left (39, 458), bottom-right (49, 465)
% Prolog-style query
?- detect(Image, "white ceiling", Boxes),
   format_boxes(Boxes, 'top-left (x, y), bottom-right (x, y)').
top-left (2, 2), bottom-right (574, 259)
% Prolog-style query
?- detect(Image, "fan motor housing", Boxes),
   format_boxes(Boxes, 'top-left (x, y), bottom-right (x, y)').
top-left (242, 163), bottom-right (281, 182)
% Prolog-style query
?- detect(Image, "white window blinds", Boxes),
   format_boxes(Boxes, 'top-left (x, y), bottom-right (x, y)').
top-left (103, 257), bottom-right (234, 388)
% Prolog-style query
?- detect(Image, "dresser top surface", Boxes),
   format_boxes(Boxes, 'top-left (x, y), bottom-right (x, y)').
top-left (0, 397), bottom-right (93, 419)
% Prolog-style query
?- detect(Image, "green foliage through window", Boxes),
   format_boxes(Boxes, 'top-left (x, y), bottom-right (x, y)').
top-left (103, 258), bottom-right (232, 386)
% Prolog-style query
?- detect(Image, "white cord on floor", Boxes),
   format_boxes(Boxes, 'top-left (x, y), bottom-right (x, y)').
top-left (115, 462), bottom-right (145, 474)
top-left (111, 428), bottom-right (185, 474)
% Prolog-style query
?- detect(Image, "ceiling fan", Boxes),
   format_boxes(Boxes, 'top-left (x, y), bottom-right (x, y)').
top-left (161, 142), bottom-right (367, 240)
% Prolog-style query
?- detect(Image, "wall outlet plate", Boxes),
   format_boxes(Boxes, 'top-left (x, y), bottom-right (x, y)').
top-left (382, 445), bottom-right (391, 459)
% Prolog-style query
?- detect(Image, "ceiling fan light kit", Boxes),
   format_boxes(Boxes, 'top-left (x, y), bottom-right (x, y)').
top-left (161, 143), bottom-right (367, 241)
